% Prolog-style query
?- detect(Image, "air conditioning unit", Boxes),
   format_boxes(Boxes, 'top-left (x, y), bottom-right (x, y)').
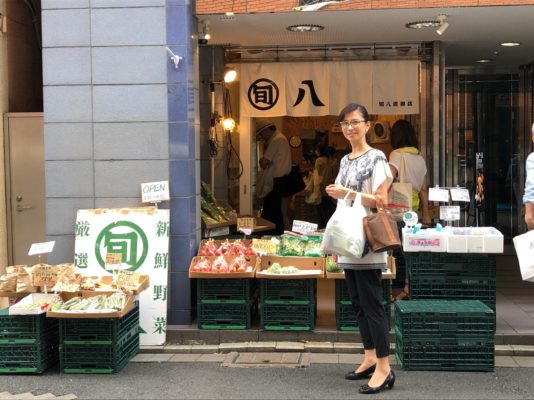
top-left (369, 121), bottom-right (390, 144)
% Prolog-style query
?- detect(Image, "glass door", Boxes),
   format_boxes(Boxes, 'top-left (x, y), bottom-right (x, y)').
top-left (446, 71), bottom-right (520, 238)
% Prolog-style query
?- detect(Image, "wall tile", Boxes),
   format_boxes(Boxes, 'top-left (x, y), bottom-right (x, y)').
top-left (166, 6), bottom-right (189, 46)
top-left (169, 234), bottom-right (197, 273)
top-left (91, 0), bottom-right (165, 7)
top-left (45, 160), bottom-right (94, 197)
top-left (42, 9), bottom-right (90, 47)
top-left (43, 48), bottom-right (91, 85)
top-left (94, 197), bottom-right (144, 208)
top-left (44, 123), bottom-right (93, 160)
top-left (46, 198), bottom-right (95, 235)
top-left (167, 83), bottom-right (188, 122)
top-left (94, 160), bottom-right (168, 197)
top-left (93, 85), bottom-right (167, 122)
top-left (169, 159), bottom-right (195, 197)
top-left (92, 46), bottom-right (166, 85)
top-left (42, 0), bottom-right (89, 8)
top-left (43, 86), bottom-right (92, 123)
top-left (169, 196), bottom-right (196, 235)
top-left (46, 234), bottom-right (75, 264)
top-left (169, 272), bottom-right (191, 306)
top-left (91, 7), bottom-right (165, 46)
top-left (168, 122), bottom-right (194, 159)
top-left (94, 122), bottom-right (168, 160)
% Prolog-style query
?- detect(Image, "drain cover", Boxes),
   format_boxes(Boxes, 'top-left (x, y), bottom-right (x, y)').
top-left (222, 352), bottom-right (310, 368)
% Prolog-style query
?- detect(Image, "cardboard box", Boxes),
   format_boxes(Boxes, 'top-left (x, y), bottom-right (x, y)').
top-left (447, 228), bottom-right (469, 253)
top-left (80, 274), bottom-right (150, 295)
top-left (402, 228), bottom-right (447, 252)
top-left (46, 292), bottom-right (134, 319)
top-left (188, 255), bottom-right (258, 278)
top-left (255, 255), bottom-right (325, 279)
top-left (9, 293), bottom-right (60, 315)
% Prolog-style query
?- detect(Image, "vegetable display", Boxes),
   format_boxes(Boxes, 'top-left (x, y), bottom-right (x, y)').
top-left (265, 262), bottom-right (301, 274)
top-left (326, 255), bottom-right (343, 273)
top-left (201, 181), bottom-right (234, 225)
top-left (198, 239), bottom-right (256, 256)
top-left (278, 234), bottom-right (323, 257)
top-left (191, 255), bottom-right (253, 273)
top-left (50, 292), bottom-right (126, 312)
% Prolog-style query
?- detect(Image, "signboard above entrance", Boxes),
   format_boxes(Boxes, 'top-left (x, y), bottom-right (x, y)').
top-left (240, 60), bottom-right (420, 116)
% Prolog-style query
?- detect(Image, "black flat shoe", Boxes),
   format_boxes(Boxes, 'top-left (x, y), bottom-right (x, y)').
top-left (359, 370), bottom-right (396, 394)
top-left (344, 364), bottom-right (376, 380)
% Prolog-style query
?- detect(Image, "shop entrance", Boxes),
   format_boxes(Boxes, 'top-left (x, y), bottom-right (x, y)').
top-left (446, 72), bottom-right (521, 239)
top-left (4, 113), bottom-right (46, 264)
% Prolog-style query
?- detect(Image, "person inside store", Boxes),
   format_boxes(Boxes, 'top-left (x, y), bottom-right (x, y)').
top-left (388, 119), bottom-right (432, 301)
top-left (309, 143), bottom-right (336, 228)
top-left (255, 119), bottom-right (292, 235)
top-left (524, 122), bottom-right (534, 230)
top-left (325, 103), bottom-right (395, 395)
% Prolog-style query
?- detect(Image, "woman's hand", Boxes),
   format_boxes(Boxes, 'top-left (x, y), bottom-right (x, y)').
top-left (325, 184), bottom-right (351, 199)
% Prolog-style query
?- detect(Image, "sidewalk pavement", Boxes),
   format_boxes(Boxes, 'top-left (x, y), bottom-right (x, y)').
top-left (136, 342), bottom-right (534, 368)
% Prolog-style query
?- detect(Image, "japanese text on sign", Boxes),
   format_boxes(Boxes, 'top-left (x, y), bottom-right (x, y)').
top-left (440, 206), bottom-right (461, 221)
top-left (141, 181), bottom-right (170, 203)
top-left (292, 220), bottom-right (318, 234)
top-left (429, 187), bottom-right (450, 202)
top-left (28, 241), bottom-right (55, 256)
top-left (252, 239), bottom-right (277, 255)
top-left (237, 217), bottom-right (255, 232)
top-left (105, 252), bottom-right (122, 269)
top-left (33, 265), bottom-right (58, 286)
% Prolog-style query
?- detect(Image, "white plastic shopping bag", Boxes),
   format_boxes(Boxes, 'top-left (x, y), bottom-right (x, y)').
top-left (321, 192), bottom-right (367, 258)
top-left (513, 230), bottom-right (534, 282)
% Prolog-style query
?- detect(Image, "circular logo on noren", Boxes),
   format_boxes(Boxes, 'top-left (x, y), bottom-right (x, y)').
top-left (248, 78), bottom-right (279, 110)
top-left (95, 221), bottom-right (148, 272)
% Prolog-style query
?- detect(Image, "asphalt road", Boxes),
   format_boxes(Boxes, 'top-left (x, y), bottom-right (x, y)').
top-left (1, 363), bottom-right (534, 400)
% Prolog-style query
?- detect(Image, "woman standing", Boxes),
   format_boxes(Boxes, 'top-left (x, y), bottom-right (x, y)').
top-left (388, 119), bottom-right (431, 301)
top-left (325, 103), bottom-right (394, 394)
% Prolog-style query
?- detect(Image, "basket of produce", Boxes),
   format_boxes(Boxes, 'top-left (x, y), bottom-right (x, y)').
top-left (255, 255), bottom-right (325, 279)
top-left (189, 255), bottom-right (258, 278)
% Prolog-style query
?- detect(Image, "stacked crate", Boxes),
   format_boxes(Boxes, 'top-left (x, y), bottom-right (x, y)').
top-left (395, 300), bottom-right (495, 371)
top-left (335, 279), bottom-right (391, 331)
top-left (197, 279), bottom-right (256, 329)
top-left (0, 309), bottom-right (59, 373)
top-left (58, 303), bottom-right (139, 374)
top-left (260, 279), bottom-right (316, 331)
top-left (406, 253), bottom-right (496, 310)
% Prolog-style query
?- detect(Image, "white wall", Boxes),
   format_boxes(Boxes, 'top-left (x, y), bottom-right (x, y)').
top-left (0, 0), bottom-right (9, 272)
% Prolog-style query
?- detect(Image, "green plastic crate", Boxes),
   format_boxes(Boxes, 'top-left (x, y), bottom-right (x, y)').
top-left (405, 252), bottom-right (496, 279)
top-left (0, 310), bottom-right (59, 345)
top-left (197, 299), bottom-right (256, 330)
top-left (197, 278), bottom-right (255, 301)
top-left (335, 300), bottom-right (390, 332)
top-left (59, 303), bottom-right (139, 345)
top-left (408, 279), bottom-right (496, 310)
top-left (396, 333), bottom-right (494, 372)
top-left (395, 300), bottom-right (495, 338)
top-left (261, 302), bottom-right (315, 331)
top-left (260, 279), bottom-right (316, 303)
top-left (60, 328), bottom-right (139, 374)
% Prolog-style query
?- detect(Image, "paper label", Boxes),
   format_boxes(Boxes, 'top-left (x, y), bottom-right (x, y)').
top-left (237, 217), bottom-right (255, 232)
top-left (252, 239), bottom-right (277, 255)
top-left (208, 226), bottom-right (230, 238)
top-left (28, 241), bottom-right (55, 256)
top-left (292, 219), bottom-right (318, 234)
top-left (429, 187), bottom-right (450, 202)
top-left (450, 188), bottom-right (470, 202)
top-left (105, 252), bottom-right (123, 270)
top-left (33, 265), bottom-right (57, 286)
top-left (440, 205), bottom-right (461, 221)
top-left (141, 181), bottom-right (170, 203)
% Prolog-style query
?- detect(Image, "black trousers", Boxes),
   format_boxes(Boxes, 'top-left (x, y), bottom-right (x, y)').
top-left (344, 269), bottom-right (389, 358)
top-left (261, 176), bottom-right (286, 235)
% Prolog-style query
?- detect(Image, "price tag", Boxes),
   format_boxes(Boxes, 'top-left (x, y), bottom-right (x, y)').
top-left (141, 180), bottom-right (170, 203)
top-left (429, 187), bottom-right (450, 202)
top-left (292, 219), bottom-right (318, 234)
top-left (237, 217), bottom-right (255, 233)
top-left (208, 226), bottom-right (230, 238)
top-left (440, 206), bottom-right (461, 221)
top-left (33, 264), bottom-right (58, 286)
top-left (28, 241), bottom-right (55, 256)
top-left (105, 252), bottom-right (122, 270)
top-left (252, 239), bottom-right (278, 255)
top-left (116, 271), bottom-right (140, 290)
top-left (450, 188), bottom-right (470, 202)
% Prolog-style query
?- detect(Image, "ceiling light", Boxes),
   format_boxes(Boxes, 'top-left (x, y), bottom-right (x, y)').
top-left (225, 12), bottom-right (234, 16)
top-left (500, 42), bottom-right (521, 47)
top-left (286, 24), bottom-right (324, 32)
top-left (476, 59), bottom-right (493, 63)
top-left (435, 15), bottom-right (448, 35)
top-left (405, 20), bottom-right (441, 29)
top-left (223, 67), bottom-right (237, 83)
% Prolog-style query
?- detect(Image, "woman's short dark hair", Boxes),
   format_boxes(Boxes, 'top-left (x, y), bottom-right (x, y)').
top-left (338, 103), bottom-right (369, 123)
top-left (390, 119), bottom-right (419, 149)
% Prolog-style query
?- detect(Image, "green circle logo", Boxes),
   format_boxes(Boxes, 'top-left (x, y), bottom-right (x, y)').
top-left (95, 221), bottom-right (148, 272)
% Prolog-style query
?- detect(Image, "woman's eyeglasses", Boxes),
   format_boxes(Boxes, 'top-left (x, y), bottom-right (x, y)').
top-left (339, 119), bottom-right (366, 129)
